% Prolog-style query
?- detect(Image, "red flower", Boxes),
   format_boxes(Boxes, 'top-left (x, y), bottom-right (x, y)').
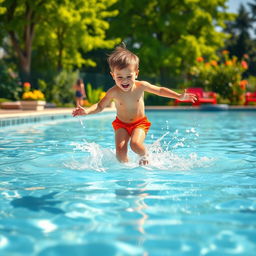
top-left (241, 60), bottom-right (248, 69)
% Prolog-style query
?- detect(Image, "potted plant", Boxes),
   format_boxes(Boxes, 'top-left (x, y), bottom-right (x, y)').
top-left (20, 82), bottom-right (46, 110)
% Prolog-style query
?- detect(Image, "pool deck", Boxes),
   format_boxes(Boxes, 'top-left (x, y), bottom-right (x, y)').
top-left (0, 105), bottom-right (256, 119)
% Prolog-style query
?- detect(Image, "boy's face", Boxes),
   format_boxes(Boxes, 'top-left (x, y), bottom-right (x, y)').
top-left (111, 65), bottom-right (139, 92)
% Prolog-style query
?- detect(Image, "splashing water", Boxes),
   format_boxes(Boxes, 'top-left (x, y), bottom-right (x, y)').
top-left (78, 117), bottom-right (86, 129)
top-left (66, 129), bottom-right (213, 172)
top-left (67, 140), bottom-right (117, 172)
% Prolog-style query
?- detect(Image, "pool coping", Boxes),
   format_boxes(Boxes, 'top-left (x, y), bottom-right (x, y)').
top-left (0, 105), bottom-right (255, 127)
top-left (1, 105), bottom-right (256, 117)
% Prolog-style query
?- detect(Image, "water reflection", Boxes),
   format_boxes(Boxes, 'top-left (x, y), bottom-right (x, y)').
top-left (115, 180), bottom-right (149, 254)
top-left (11, 192), bottom-right (64, 214)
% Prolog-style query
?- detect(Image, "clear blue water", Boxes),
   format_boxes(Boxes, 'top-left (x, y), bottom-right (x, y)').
top-left (0, 110), bottom-right (256, 256)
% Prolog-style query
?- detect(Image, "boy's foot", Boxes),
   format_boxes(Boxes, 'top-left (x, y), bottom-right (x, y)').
top-left (139, 156), bottom-right (149, 165)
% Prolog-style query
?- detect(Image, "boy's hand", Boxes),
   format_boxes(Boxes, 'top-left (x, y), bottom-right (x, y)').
top-left (179, 90), bottom-right (198, 103)
top-left (72, 105), bottom-right (87, 117)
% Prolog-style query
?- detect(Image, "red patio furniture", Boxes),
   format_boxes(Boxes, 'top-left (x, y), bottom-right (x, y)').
top-left (174, 87), bottom-right (217, 106)
top-left (244, 92), bottom-right (256, 105)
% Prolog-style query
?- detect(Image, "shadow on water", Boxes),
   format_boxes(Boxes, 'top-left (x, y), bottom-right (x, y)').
top-left (11, 192), bottom-right (64, 214)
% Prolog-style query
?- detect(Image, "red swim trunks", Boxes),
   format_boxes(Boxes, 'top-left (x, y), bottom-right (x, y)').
top-left (112, 116), bottom-right (151, 136)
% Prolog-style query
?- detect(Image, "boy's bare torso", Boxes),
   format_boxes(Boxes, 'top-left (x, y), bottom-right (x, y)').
top-left (111, 81), bottom-right (145, 123)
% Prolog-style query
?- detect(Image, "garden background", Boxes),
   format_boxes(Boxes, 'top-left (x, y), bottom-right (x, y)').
top-left (0, 0), bottom-right (256, 106)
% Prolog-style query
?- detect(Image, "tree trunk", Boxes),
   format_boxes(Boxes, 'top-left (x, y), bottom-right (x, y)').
top-left (8, 2), bottom-right (35, 82)
top-left (57, 27), bottom-right (65, 71)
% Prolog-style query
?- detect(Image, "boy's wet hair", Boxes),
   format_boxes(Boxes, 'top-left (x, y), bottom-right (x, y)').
top-left (107, 43), bottom-right (139, 71)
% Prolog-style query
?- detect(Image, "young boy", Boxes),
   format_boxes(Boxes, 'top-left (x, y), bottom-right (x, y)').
top-left (72, 45), bottom-right (197, 165)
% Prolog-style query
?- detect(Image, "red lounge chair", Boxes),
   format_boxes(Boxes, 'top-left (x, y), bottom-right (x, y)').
top-left (245, 92), bottom-right (256, 105)
top-left (174, 87), bottom-right (217, 106)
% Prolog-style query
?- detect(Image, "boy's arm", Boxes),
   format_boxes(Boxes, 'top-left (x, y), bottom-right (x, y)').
top-left (143, 81), bottom-right (197, 103)
top-left (72, 88), bottom-right (115, 117)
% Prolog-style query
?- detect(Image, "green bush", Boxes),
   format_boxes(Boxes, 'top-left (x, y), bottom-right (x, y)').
top-left (188, 51), bottom-right (248, 105)
top-left (48, 70), bottom-right (79, 105)
top-left (0, 98), bottom-right (10, 103)
top-left (247, 76), bottom-right (256, 92)
top-left (0, 61), bottom-right (21, 100)
top-left (86, 83), bottom-right (105, 104)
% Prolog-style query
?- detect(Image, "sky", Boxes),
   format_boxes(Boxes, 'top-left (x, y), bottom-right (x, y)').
top-left (227, 0), bottom-right (255, 37)
top-left (227, 0), bottom-right (252, 13)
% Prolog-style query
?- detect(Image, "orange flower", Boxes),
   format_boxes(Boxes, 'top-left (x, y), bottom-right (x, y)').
top-left (210, 60), bottom-right (218, 66)
top-left (196, 56), bottom-right (204, 62)
top-left (241, 60), bottom-right (248, 69)
top-left (232, 57), bottom-right (237, 64)
top-left (23, 82), bottom-right (31, 92)
top-left (222, 50), bottom-right (229, 55)
top-left (225, 61), bottom-right (233, 66)
top-left (240, 80), bottom-right (248, 90)
top-left (23, 82), bottom-right (31, 88)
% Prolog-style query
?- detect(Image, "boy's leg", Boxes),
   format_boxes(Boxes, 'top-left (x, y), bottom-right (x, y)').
top-left (130, 128), bottom-right (148, 164)
top-left (115, 128), bottom-right (130, 162)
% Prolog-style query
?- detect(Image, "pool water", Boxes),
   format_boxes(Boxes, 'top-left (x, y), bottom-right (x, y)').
top-left (0, 110), bottom-right (256, 256)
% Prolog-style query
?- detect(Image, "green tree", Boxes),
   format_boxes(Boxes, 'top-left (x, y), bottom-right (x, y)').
top-left (108, 0), bottom-right (233, 84)
top-left (0, 0), bottom-right (51, 81)
top-left (249, 0), bottom-right (256, 28)
top-left (224, 3), bottom-right (255, 76)
top-left (0, 0), bottom-right (119, 82)
top-left (33, 0), bottom-right (120, 73)
top-left (225, 4), bottom-right (253, 58)
top-left (248, 0), bottom-right (256, 76)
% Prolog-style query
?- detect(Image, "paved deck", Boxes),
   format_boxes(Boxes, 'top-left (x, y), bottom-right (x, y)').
top-left (0, 105), bottom-right (255, 119)
top-left (0, 107), bottom-right (116, 119)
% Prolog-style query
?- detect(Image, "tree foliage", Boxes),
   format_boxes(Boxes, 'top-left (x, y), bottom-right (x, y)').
top-left (224, 2), bottom-right (256, 76)
top-left (0, 0), bottom-right (50, 80)
top-left (108, 0), bottom-right (233, 82)
top-left (0, 60), bottom-right (21, 100)
top-left (0, 0), bottom-right (120, 82)
top-left (33, 0), bottom-right (120, 72)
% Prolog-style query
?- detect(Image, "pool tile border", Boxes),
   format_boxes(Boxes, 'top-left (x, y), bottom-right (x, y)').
top-left (0, 106), bottom-right (255, 128)
top-left (0, 108), bottom-right (115, 128)
top-left (0, 114), bottom-right (72, 127)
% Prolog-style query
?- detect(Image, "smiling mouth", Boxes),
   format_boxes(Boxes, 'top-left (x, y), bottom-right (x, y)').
top-left (121, 84), bottom-right (129, 89)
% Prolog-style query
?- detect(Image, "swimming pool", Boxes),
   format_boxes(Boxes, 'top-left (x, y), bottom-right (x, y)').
top-left (0, 110), bottom-right (256, 255)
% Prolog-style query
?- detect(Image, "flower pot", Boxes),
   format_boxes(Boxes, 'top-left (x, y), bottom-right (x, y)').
top-left (20, 101), bottom-right (46, 111)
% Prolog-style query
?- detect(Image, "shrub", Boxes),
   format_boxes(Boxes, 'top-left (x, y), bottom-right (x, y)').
top-left (86, 83), bottom-right (105, 104)
top-left (189, 51), bottom-right (248, 105)
top-left (0, 61), bottom-right (21, 100)
top-left (247, 76), bottom-right (256, 92)
top-left (50, 70), bottom-right (79, 105)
